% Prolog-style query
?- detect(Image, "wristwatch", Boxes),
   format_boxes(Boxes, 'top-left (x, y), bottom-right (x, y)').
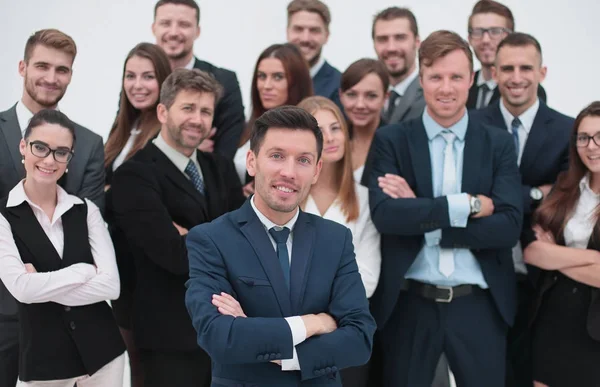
top-left (469, 195), bottom-right (482, 215)
top-left (530, 187), bottom-right (544, 207)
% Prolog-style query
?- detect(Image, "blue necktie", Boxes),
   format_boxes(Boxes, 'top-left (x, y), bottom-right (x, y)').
top-left (511, 117), bottom-right (521, 158)
top-left (184, 160), bottom-right (205, 195)
top-left (269, 227), bottom-right (290, 289)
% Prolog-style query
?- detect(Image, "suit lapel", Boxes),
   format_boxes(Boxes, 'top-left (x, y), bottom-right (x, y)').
top-left (461, 119), bottom-right (483, 194)
top-left (0, 105), bottom-right (25, 177)
top-left (290, 211), bottom-right (315, 314)
top-left (238, 202), bottom-right (292, 316)
top-left (485, 102), bottom-right (506, 129)
top-left (390, 78), bottom-right (421, 123)
top-left (520, 103), bottom-right (552, 174)
top-left (409, 121), bottom-right (434, 198)
top-left (196, 152), bottom-right (220, 218)
top-left (466, 71), bottom-right (480, 109)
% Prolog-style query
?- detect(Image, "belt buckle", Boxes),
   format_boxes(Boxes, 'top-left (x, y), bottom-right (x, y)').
top-left (435, 285), bottom-right (453, 303)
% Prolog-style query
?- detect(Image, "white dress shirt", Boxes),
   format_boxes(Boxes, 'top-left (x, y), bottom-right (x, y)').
top-left (385, 68), bottom-right (419, 112)
top-left (304, 182), bottom-right (381, 297)
top-left (153, 132), bottom-right (203, 181)
top-left (184, 56), bottom-right (195, 70)
top-left (564, 175), bottom-right (600, 249)
top-left (353, 165), bottom-right (364, 183)
top-left (250, 196), bottom-right (306, 371)
top-left (476, 71), bottom-right (497, 109)
top-left (233, 140), bottom-right (250, 184)
top-left (0, 181), bottom-right (120, 306)
top-left (309, 56), bottom-right (326, 79)
top-left (112, 124), bottom-right (142, 171)
top-left (16, 100), bottom-right (60, 137)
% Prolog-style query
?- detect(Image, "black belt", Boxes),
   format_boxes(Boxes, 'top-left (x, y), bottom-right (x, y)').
top-left (402, 280), bottom-right (474, 303)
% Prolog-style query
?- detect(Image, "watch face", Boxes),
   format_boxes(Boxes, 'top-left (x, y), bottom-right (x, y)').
top-left (474, 198), bottom-right (482, 212)
top-left (531, 188), bottom-right (543, 201)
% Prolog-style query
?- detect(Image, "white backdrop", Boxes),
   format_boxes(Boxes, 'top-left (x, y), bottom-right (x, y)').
top-left (1, 0), bottom-right (598, 141)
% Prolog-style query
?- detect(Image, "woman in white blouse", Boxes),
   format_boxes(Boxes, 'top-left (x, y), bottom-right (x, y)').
top-left (0, 110), bottom-right (125, 386)
top-left (524, 101), bottom-right (600, 387)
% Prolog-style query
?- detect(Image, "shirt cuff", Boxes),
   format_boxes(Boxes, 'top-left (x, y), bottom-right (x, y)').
top-left (284, 316), bottom-right (307, 346)
top-left (424, 229), bottom-right (442, 246)
top-left (281, 348), bottom-right (301, 371)
top-left (446, 193), bottom-right (470, 228)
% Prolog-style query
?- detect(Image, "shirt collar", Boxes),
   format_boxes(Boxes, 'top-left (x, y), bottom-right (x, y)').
top-left (310, 56), bottom-right (326, 78)
top-left (476, 70), bottom-right (497, 90)
top-left (499, 98), bottom-right (540, 135)
top-left (250, 195), bottom-right (299, 231)
top-left (153, 131), bottom-right (199, 175)
top-left (422, 107), bottom-right (469, 141)
top-left (184, 56), bottom-right (196, 70)
top-left (16, 100), bottom-right (60, 137)
top-left (580, 174), bottom-right (600, 197)
top-left (7, 180), bottom-right (83, 223)
top-left (391, 68), bottom-right (419, 96)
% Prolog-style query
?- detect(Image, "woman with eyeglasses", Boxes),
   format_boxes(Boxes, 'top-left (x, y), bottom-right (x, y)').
top-left (0, 110), bottom-right (125, 386)
top-left (524, 101), bottom-right (600, 387)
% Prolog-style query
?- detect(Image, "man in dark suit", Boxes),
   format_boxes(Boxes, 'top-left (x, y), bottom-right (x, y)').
top-left (185, 106), bottom-right (376, 386)
top-left (466, 0), bottom-right (546, 110)
top-left (109, 68), bottom-right (245, 387)
top-left (286, 0), bottom-right (342, 109)
top-left (473, 33), bottom-right (573, 387)
top-left (0, 28), bottom-right (105, 387)
top-left (362, 30), bottom-right (522, 387)
top-left (152, 0), bottom-right (245, 159)
top-left (373, 7), bottom-right (425, 125)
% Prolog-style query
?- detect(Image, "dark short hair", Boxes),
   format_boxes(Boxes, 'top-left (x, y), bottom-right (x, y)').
top-left (496, 32), bottom-right (543, 62)
top-left (24, 109), bottom-right (76, 147)
top-left (340, 58), bottom-right (389, 93)
top-left (419, 30), bottom-right (473, 74)
top-left (250, 105), bottom-right (323, 160)
top-left (372, 7), bottom-right (419, 39)
top-left (468, 0), bottom-right (514, 31)
top-left (160, 68), bottom-right (223, 109)
top-left (154, 0), bottom-right (200, 24)
top-left (287, 0), bottom-right (331, 30)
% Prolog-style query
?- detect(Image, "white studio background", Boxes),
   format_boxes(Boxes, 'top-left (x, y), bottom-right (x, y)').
top-left (0, 0), bottom-right (598, 141)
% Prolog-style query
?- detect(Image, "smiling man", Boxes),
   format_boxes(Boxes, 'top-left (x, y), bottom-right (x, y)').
top-left (109, 68), bottom-right (244, 387)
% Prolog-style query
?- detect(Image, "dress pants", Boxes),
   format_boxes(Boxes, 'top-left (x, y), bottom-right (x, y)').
top-left (505, 277), bottom-right (534, 387)
top-left (138, 348), bottom-right (211, 387)
top-left (16, 353), bottom-right (125, 387)
top-left (380, 288), bottom-right (508, 387)
top-left (0, 318), bottom-right (19, 387)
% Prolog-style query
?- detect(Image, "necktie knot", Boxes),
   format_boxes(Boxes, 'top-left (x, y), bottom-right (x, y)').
top-left (511, 117), bottom-right (522, 129)
top-left (185, 160), bottom-right (205, 194)
top-left (440, 131), bottom-right (456, 145)
top-left (269, 227), bottom-right (290, 244)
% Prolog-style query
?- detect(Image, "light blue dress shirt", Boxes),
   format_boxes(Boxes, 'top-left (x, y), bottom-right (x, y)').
top-left (405, 109), bottom-right (488, 288)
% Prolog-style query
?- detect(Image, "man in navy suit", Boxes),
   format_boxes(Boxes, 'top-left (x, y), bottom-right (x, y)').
top-left (185, 106), bottom-right (375, 386)
top-left (286, 0), bottom-right (342, 109)
top-left (362, 30), bottom-right (522, 387)
top-left (473, 32), bottom-right (573, 387)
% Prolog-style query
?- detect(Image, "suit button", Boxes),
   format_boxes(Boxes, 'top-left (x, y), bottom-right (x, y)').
top-left (553, 275), bottom-right (558, 281)
top-left (331, 366), bottom-right (338, 372)
top-left (64, 306), bottom-right (71, 312)
top-left (573, 287), bottom-right (578, 294)
top-left (314, 369), bottom-right (321, 376)
top-left (269, 353), bottom-right (277, 360)
top-left (69, 321), bottom-right (76, 330)
top-left (257, 355), bottom-right (263, 361)
top-left (326, 367), bottom-right (332, 373)
top-left (276, 352), bottom-right (281, 358)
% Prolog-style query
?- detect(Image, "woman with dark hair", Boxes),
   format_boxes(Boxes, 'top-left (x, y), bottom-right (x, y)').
top-left (233, 43), bottom-right (313, 195)
top-left (525, 101), bottom-right (600, 387)
top-left (0, 110), bottom-right (125, 386)
top-left (104, 42), bottom-right (171, 387)
top-left (339, 58), bottom-right (389, 182)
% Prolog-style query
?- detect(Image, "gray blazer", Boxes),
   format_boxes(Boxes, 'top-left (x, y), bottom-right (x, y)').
top-left (385, 77), bottom-right (426, 125)
top-left (0, 103), bottom-right (105, 317)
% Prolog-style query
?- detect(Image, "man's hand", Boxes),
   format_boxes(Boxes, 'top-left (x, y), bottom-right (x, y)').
top-left (213, 292), bottom-right (247, 318)
top-left (538, 184), bottom-right (553, 199)
top-left (471, 194), bottom-right (494, 218)
top-left (24, 263), bottom-right (37, 273)
top-left (533, 225), bottom-right (556, 245)
top-left (301, 313), bottom-right (337, 338)
top-left (378, 174), bottom-right (416, 199)
top-left (242, 181), bottom-right (255, 198)
top-left (173, 222), bottom-right (188, 236)
top-left (198, 127), bottom-right (217, 153)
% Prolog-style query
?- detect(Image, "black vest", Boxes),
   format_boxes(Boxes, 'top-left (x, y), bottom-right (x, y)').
top-left (0, 199), bottom-right (125, 381)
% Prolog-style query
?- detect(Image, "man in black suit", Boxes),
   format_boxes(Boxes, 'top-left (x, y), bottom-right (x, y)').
top-left (0, 29), bottom-right (105, 387)
top-left (466, 0), bottom-right (546, 109)
top-left (286, 0), bottom-right (342, 109)
top-left (152, 0), bottom-right (245, 160)
top-left (109, 68), bottom-right (245, 387)
top-left (373, 7), bottom-right (425, 125)
top-left (362, 30), bottom-right (522, 387)
top-left (473, 33), bottom-right (573, 387)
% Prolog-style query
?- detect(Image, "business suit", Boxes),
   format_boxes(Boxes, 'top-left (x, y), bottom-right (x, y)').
top-left (193, 58), bottom-right (245, 160)
top-left (0, 103), bottom-right (105, 387)
top-left (108, 142), bottom-right (245, 386)
top-left (313, 60), bottom-right (342, 110)
top-left (473, 100), bottom-right (573, 387)
top-left (362, 114), bottom-right (522, 387)
top-left (383, 77), bottom-right (426, 125)
top-left (466, 69), bottom-right (547, 109)
top-left (185, 199), bottom-right (376, 386)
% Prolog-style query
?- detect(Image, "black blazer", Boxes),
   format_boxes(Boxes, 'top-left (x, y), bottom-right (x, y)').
top-left (193, 58), bottom-right (245, 160)
top-left (313, 60), bottom-right (342, 110)
top-left (108, 143), bottom-right (244, 351)
top-left (466, 70), bottom-right (547, 109)
top-left (362, 114), bottom-right (523, 329)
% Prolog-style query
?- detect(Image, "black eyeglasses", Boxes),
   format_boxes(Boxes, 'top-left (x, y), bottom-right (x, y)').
top-left (575, 133), bottom-right (600, 148)
top-left (28, 141), bottom-right (74, 163)
top-left (468, 27), bottom-right (511, 40)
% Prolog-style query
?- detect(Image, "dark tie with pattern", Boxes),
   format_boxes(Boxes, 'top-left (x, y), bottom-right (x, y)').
top-left (385, 90), bottom-right (401, 122)
top-left (511, 117), bottom-right (521, 158)
top-left (184, 160), bottom-right (205, 195)
top-left (269, 227), bottom-right (291, 289)
top-left (477, 83), bottom-right (491, 109)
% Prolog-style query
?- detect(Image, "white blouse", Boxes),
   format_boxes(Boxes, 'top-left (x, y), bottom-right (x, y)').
top-left (353, 165), bottom-right (365, 183)
top-left (304, 182), bottom-right (381, 298)
top-left (112, 126), bottom-right (142, 171)
top-left (564, 175), bottom-right (600, 249)
top-left (0, 181), bottom-right (120, 306)
top-left (234, 140), bottom-right (251, 184)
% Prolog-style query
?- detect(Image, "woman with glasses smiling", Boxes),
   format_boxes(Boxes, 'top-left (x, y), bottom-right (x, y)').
top-left (524, 101), bottom-right (600, 387)
top-left (0, 110), bottom-right (125, 386)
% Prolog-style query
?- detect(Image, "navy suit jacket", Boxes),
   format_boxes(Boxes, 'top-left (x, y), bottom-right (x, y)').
top-left (362, 114), bottom-right (523, 329)
top-left (312, 61), bottom-right (342, 110)
top-left (185, 200), bottom-right (375, 386)
top-left (467, 70), bottom-right (547, 109)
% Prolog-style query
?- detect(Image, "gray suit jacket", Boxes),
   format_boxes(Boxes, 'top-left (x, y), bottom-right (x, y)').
top-left (0, 103), bottom-right (105, 317)
top-left (385, 77), bottom-right (426, 125)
